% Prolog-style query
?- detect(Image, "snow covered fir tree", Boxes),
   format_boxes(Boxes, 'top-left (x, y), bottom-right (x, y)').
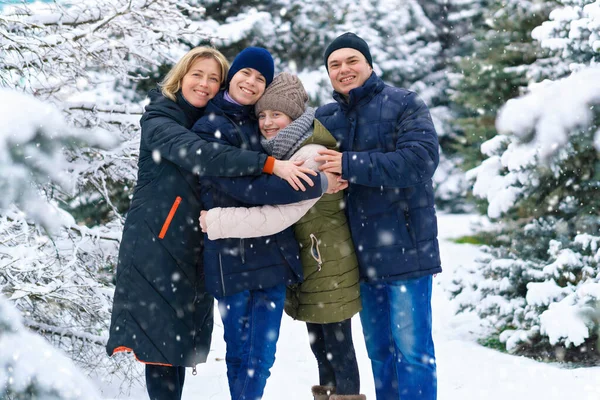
top-left (1, 0), bottom-right (599, 398)
top-left (452, 0), bottom-right (600, 363)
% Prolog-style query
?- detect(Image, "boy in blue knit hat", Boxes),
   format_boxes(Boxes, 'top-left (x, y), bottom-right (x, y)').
top-left (191, 47), bottom-right (330, 400)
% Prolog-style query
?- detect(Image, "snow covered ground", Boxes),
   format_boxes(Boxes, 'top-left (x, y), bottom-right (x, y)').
top-left (101, 213), bottom-right (600, 399)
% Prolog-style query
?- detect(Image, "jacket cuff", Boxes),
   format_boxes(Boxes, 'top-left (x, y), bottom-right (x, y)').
top-left (341, 151), bottom-right (351, 181)
top-left (319, 172), bottom-right (329, 193)
top-left (262, 156), bottom-right (276, 174)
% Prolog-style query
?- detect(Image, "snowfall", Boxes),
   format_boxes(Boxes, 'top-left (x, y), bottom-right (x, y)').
top-left (98, 213), bottom-right (600, 400)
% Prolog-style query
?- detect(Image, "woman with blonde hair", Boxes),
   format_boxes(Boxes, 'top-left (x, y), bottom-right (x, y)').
top-left (106, 46), bottom-right (318, 400)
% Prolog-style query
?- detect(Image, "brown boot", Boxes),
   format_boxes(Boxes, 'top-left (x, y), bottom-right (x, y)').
top-left (312, 385), bottom-right (336, 400)
top-left (329, 395), bottom-right (366, 400)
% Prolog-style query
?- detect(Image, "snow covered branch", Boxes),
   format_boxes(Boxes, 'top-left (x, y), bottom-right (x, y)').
top-left (497, 66), bottom-right (600, 161)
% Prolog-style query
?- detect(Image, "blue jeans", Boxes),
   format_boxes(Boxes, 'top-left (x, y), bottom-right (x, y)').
top-left (218, 284), bottom-right (286, 400)
top-left (359, 276), bottom-right (436, 400)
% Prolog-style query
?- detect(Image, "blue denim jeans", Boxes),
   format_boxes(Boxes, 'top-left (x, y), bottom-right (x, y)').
top-left (359, 275), bottom-right (436, 400)
top-left (217, 284), bottom-right (286, 400)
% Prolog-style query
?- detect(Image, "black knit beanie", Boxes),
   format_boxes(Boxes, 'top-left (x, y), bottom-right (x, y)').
top-left (324, 32), bottom-right (373, 71)
top-left (227, 47), bottom-right (275, 86)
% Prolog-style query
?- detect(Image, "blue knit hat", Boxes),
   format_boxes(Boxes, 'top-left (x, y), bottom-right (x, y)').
top-left (227, 47), bottom-right (275, 86)
top-left (324, 32), bottom-right (373, 71)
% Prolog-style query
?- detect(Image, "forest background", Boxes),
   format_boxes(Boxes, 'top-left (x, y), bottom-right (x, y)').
top-left (0, 0), bottom-right (599, 397)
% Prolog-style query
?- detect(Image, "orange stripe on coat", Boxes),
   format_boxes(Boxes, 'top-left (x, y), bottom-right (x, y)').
top-left (111, 346), bottom-right (173, 366)
top-left (158, 196), bottom-right (181, 239)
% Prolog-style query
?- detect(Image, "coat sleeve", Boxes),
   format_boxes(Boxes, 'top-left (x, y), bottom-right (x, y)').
top-left (140, 103), bottom-right (268, 177)
top-left (341, 92), bottom-right (440, 188)
top-left (205, 198), bottom-right (319, 240)
top-left (204, 174), bottom-right (323, 205)
top-left (204, 144), bottom-right (327, 239)
top-left (195, 122), bottom-right (325, 205)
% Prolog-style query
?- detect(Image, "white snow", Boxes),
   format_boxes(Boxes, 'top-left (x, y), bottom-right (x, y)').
top-left (0, 296), bottom-right (101, 399)
top-left (496, 66), bottom-right (600, 161)
top-left (540, 294), bottom-right (592, 347)
top-left (99, 213), bottom-right (600, 400)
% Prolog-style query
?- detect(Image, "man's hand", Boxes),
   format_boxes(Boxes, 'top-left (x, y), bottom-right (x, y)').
top-left (272, 159), bottom-right (318, 191)
top-left (315, 149), bottom-right (343, 175)
top-left (199, 210), bottom-right (208, 233)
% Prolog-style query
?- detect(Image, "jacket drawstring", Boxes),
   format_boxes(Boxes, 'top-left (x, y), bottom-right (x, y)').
top-left (309, 233), bottom-right (323, 271)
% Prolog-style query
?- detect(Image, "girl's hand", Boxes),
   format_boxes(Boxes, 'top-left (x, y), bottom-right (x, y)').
top-left (337, 177), bottom-right (349, 191)
top-left (325, 172), bottom-right (347, 194)
top-left (199, 210), bottom-right (208, 233)
top-left (272, 159), bottom-right (318, 191)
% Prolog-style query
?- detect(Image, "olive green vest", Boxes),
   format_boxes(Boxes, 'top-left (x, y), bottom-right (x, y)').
top-left (284, 120), bottom-right (361, 324)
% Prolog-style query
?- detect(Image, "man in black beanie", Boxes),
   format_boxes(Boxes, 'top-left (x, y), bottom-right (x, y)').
top-left (316, 32), bottom-right (441, 400)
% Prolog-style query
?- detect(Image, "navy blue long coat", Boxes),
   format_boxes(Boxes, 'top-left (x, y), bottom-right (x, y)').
top-left (191, 91), bottom-right (324, 298)
top-left (316, 73), bottom-right (442, 282)
top-left (106, 89), bottom-right (271, 367)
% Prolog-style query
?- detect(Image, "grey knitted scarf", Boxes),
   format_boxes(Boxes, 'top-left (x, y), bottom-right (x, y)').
top-left (260, 107), bottom-right (316, 160)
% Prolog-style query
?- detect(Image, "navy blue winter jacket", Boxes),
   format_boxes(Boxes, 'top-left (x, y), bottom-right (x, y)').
top-left (316, 73), bottom-right (442, 282)
top-left (107, 89), bottom-right (272, 367)
top-left (191, 91), bottom-right (323, 298)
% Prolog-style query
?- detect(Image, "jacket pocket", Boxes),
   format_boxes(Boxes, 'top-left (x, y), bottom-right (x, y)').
top-left (158, 196), bottom-right (182, 239)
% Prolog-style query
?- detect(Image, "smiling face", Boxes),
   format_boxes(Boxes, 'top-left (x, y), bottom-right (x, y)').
top-left (327, 48), bottom-right (373, 96)
top-left (257, 110), bottom-right (293, 139)
top-left (180, 57), bottom-right (222, 108)
top-left (228, 68), bottom-right (267, 105)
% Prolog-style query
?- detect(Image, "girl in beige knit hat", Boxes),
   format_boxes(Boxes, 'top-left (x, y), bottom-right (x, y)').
top-left (200, 72), bottom-right (366, 400)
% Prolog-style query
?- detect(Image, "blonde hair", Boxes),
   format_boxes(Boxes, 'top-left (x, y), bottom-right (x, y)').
top-left (160, 46), bottom-right (230, 101)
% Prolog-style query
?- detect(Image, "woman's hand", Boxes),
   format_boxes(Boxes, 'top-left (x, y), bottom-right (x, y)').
top-left (199, 210), bottom-right (208, 233)
top-left (272, 159), bottom-right (318, 191)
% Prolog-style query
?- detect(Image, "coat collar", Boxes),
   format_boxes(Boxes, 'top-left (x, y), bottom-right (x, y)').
top-left (205, 90), bottom-right (256, 122)
top-left (332, 72), bottom-right (384, 112)
top-left (174, 90), bottom-right (204, 122)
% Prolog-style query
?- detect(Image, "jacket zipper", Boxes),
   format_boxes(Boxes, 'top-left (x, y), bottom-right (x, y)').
top-left (240, 239), bottom-right (245, 264)
top-left (218, 253), bottom-right (226, 296)
top-left (191, 282), bottom-right (198, 376)
top-left (404, 210), bottom-right (417, 247)
top-left (158, 196), bottom-right (181, 239)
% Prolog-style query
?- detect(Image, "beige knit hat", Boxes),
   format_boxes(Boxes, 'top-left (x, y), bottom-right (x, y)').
top-left (255, 72), bottom-right (308, 120)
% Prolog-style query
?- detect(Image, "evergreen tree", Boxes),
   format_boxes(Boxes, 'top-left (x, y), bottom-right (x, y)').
top-left (451, 0), bottom-right (552, 171)
top-left (0, 0), bottom-right (213, 385)
top-left (452, 0), bottom-right (600, 362)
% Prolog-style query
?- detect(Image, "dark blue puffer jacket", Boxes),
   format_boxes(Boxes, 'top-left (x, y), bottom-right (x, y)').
top-left (316, 73), bottom-right (442, 282)
top-left (191, 91), bottom-right (323, 298)
top-left (106, 89), bottom-right (271, 367)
